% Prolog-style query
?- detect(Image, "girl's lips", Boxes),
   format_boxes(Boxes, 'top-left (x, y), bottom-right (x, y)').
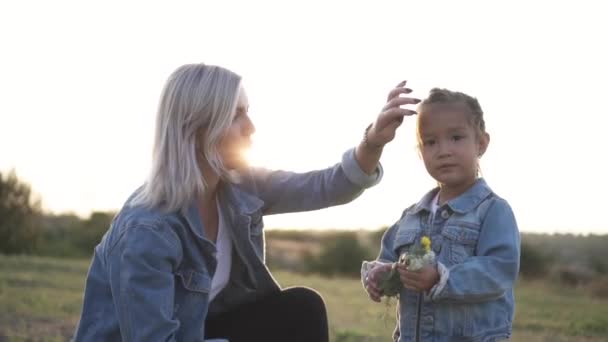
top-left (437, 164), bottom-right (457, 171)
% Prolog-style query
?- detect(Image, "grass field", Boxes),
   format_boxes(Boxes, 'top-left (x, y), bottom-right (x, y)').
top-left (1, 255), bottom-right (607, 341)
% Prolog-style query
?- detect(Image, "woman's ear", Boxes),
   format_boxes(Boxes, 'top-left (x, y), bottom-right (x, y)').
top-left (478, 132), bottom-right (490, 157)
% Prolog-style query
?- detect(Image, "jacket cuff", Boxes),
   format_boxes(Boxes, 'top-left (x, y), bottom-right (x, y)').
top-left (341, 148), bottom-right (383, 188)
top-left (427, 261), bottom-right (450, 301)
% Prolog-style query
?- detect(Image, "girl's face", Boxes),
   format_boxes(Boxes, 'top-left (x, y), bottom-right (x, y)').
top-left (218, 87), bottom-right (255, 170)
top-left (417, 105), bottom-right (489, 190)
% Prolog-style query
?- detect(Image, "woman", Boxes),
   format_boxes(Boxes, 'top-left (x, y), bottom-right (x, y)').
top-left (73, 63), bottom-right (418, 342)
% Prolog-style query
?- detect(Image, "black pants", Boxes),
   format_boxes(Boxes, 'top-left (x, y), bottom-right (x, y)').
top-left (205, 287), bottom-right (329, 342)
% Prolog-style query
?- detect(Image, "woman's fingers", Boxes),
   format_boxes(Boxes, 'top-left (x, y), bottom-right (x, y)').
top-left (382, 96), bottom-right (421, 111)
top-left (396, 80), bottom-right (407, 88)
top-left (375, 108), bottom-right (416, 132)
top-left (387, 87), bottom-right (413, 101)
top-left (386, 80), bottom-right (408, 100)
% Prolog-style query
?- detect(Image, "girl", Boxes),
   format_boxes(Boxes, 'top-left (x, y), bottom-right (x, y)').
top-left (362, 88), bottom-right (521, 342)
top-left (73, 64), bottom-right (418, 342)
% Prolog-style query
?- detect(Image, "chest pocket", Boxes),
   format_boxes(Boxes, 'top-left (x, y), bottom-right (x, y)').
top-left (177, 269), bottom-right (211, 294)
top-left (393, 228), bottom-right (419, 257)
top-left (174, 268), bottom-right (212, 327)
top-left (441, 223), bottom-right (480, 264)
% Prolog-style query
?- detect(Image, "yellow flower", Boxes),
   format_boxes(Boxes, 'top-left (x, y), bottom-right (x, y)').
top-left (421, 236), bottom-right (431, 253)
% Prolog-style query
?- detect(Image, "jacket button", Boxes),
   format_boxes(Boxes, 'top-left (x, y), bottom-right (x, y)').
top-left (433, 243), bottom-right (441, 253)
top-left (441, 210), bottom-right (450, 219)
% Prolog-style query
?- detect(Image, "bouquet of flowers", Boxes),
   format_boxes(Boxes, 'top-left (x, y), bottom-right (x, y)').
top-left (378, 236), bottom-right (436, 298)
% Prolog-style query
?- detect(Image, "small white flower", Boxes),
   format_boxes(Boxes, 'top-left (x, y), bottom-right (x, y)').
top-left (423, 251), bottom-right (436, 263)
top-left (408, 258), bottom-right (423, 271)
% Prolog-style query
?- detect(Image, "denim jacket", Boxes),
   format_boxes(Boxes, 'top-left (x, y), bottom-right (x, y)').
top-left (73, 148), bottom-right (382, 342)
top-left (373, 179), bottom-right (520, 342)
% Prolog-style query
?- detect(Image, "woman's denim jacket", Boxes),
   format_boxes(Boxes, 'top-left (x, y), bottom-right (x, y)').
top-left (371, 179), bottom-right (520, 342)
top-left (73, 148), bottom-right (382, 341)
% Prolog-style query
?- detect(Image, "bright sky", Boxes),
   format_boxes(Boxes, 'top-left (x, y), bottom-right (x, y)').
top-left (1, 1), bottom-right (607, 234)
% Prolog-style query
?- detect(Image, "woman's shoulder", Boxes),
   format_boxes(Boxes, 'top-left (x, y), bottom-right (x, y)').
top-left (101, 193), bottom-right (183, 255)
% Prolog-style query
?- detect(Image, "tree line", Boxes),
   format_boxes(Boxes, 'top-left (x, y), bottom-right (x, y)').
top-left (0, 170), bottom-right (113, 257)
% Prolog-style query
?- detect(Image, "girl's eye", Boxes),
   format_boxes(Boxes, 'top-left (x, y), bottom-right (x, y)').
top-left (452, 135), bottom-right (464, 141)
top-left (423, 139), bottom-right (435, 146)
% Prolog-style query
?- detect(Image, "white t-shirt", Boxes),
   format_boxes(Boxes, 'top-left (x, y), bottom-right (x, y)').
top-left (430, 192), bottom-right (440, 214)
top-left (209, 200), bottom-right (232, 302)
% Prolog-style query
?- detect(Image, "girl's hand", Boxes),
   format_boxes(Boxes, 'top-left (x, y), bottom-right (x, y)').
top-left (364, 263), bottom-right (392, 302)
top-left (366, 81), bottom-right (420, 147)
top-left (397, 264), bottom-right (440, 292)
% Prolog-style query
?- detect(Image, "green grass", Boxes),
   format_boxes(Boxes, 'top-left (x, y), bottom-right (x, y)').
top-left (1, 255), bottom-right (607, 341)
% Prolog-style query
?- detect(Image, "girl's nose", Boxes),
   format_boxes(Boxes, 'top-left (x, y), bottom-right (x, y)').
top-left (437, 140), bottom-right (452, 158)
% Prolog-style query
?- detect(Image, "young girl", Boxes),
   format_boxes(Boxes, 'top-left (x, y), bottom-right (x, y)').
top-left (362, 88), bottom-right (521, 342)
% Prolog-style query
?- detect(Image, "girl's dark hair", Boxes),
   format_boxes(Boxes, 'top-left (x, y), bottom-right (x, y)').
top-left (418, 88), bottom-right (486, 135)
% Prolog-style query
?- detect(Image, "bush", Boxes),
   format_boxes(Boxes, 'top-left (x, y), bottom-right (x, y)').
top-left (34, 212), bottom-right (114, 258)
top-left (589, 277), bottom-right (608, 298)
top-left (0, 170), bottom-right (42, 254)
top-left (519, 241), bottom-right (552, 278)
top-left (589, 256), bottom-right (608, 275)
top-left (557, 266), bottom-right (593, 287)
top-left (305, 232), bottom-right (373, 278)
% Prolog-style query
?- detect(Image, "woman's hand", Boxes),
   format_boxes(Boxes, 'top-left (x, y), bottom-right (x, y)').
top-left (366, 80), bottom-right (420, 148)
top-left (355, 80), bottom-right (420, 175)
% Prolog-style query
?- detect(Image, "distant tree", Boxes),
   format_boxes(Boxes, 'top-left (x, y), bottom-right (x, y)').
top-left (310, 232), bottom-right (373, 278)
top-left (0, 170), bottom-right (42, 254)
top-left (75, 211), bottom-right (114, 256)
top-left (519, 241), bottom-right (552, 278)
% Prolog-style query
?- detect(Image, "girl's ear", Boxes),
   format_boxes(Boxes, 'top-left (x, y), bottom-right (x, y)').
top-left (478, 132), bottom-right (490, 157)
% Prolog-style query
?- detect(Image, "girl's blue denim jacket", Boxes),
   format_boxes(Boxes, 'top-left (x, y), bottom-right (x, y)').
top-left (73, 148), bottom-right (382, 341)
top-left (371, 178), bottom-right (520, 342)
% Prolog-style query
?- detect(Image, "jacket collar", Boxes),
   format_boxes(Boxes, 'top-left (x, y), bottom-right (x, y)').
top-left (411, 178), bottom-right (492, 215)
top-left (180, 181), bottom-right (264, 240)
top-left (219, 181), bottom-right (264, 216)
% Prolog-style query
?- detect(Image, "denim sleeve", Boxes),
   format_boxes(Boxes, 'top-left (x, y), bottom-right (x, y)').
top-left (378, 222), bottom-right (400, 263)
top-left (430, 198), bottom-right (521, 303)
top-left (242, 148), bottom-right (383, 215)
top-left (108, 224), bottom-right (182, 341)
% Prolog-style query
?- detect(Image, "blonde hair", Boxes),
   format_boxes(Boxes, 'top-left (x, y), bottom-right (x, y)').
top-left (132, 63), bottom-right (242, 212)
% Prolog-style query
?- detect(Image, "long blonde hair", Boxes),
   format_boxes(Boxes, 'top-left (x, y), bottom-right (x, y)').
top-left (132, 63), bottom-right (241, 212)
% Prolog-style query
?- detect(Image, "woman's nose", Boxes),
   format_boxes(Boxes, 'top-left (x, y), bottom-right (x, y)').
top-left (243, 115), bottom-right (256, 136)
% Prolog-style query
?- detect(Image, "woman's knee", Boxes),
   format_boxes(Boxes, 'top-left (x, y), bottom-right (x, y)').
top-left (282, 287), bottom-right (327, 315)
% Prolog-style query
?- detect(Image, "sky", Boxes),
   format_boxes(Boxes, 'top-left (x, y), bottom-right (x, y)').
top-left (1, 0), bottom-right (607, 234)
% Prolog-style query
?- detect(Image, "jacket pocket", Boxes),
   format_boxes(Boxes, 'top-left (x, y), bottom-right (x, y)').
top-left (441, 225), bottom-right (479, 264)
top-left (177, 269), bottom-right (211, 294)
top-left (393, 228), bottom-right (418, 255)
